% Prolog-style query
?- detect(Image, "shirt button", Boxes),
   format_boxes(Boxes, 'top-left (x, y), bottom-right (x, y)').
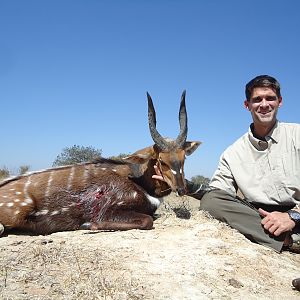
top-left (258, 141), bottom-right (268, 150)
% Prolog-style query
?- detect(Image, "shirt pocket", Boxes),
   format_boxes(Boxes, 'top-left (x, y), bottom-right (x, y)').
top-left (278, 149), bottom-right (300, 187)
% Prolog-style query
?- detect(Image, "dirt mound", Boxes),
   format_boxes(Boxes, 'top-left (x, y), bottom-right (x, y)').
top-left (0, 195), bottom-right (299, 299)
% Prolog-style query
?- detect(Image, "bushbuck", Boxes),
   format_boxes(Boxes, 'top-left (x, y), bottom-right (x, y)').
top-left (0, 91), bottom-right (200, 235)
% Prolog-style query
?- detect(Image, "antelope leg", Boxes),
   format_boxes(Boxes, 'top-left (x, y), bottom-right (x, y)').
top-left (81, 211), bottom-right (154, 231)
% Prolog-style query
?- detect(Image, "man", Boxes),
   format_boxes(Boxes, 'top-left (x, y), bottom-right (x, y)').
top-left (200, 75), bottom-right (300, 253)
top-left (154, 75), bottom-right (300, 252)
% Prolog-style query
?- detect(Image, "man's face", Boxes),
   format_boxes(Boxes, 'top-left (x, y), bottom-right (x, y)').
top-left (244, 87), bottom-right (282, 127)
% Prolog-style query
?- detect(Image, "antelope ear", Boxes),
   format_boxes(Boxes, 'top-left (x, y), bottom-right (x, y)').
top-left (183, 141), bottom-right (201, 156)
top-left (122, 146), bottom-right (156, 164)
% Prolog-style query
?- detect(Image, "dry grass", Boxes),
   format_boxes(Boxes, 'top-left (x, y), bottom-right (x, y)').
top-left (0, 238), bottom-right (144, 299)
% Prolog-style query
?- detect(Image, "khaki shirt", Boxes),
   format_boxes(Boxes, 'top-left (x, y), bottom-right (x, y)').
top-left (210, 121), bottom-right (300, 206)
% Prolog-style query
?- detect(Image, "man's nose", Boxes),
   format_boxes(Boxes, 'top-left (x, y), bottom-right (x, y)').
top-left (260, 98), bottom-right (268, 107)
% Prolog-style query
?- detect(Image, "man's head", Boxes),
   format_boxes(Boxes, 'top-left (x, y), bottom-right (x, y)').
top-left (244, 75), bottom-right (282, 136)
top-left (245, 75), bottom-right (281, 101)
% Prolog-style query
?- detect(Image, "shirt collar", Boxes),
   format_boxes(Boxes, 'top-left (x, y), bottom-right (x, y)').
top-left (248, 121), bottom-right (279, 151)
top-left (266, 121), bottom-right (280, 143)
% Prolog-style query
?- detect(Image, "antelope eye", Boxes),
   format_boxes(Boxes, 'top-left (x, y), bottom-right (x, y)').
top-left (159, 160), bottom-right (169, 170)
top-left (159, 159), bottom-right (166, 166)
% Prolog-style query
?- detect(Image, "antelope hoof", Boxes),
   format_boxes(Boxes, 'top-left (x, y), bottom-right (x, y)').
top-left (292, 278), bottom-right (300, 291)
top-left (0, 223), bottom-right (4, 236)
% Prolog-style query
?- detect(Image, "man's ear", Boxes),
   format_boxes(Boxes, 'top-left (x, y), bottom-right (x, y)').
top-left (244, 100), bottom-right (250, 110)
top-left (183, 141), bottom-right (201, 156)
top-left (278, 97), bottom-right (283, 107)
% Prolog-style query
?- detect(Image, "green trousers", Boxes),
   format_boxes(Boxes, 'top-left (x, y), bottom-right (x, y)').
top-left (200, 189), bottom-right (289, 252)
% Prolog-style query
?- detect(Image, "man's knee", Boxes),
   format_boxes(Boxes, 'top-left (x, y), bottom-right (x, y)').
top-left (200, 191), bottom-right (215, 212)
top-left (200, 190), bottom-right (222, 219)
top-left (200, 189), bottom-right (237, 221)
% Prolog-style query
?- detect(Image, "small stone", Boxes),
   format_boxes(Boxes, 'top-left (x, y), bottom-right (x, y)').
top-left (40, 239), bottom-right (53, 245)
top-left (228, 278), bottom-right (243, 288)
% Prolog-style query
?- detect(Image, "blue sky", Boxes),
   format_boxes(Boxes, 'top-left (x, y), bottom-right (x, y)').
top-left (1, 0), bottom-right (300, 179)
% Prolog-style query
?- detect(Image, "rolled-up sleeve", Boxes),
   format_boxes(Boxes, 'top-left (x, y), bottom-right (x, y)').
top-left (210, 152), bottom-right (238, 196)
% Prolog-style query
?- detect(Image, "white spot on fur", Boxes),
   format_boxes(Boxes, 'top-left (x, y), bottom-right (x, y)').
top-left (0, 203), bottom-right (3, 207)
top-left (61, 207), bottom-right (69, 212)
top-left (25, 198), bottom-right (33, 204)
top-left (45, 171), bottom-right (54, 197)
top-left (14, 199), bottom-right (20, 202)
top-left (2, 195), bottom-right (8, 198)
top-left (51, 210), bottom-right (60, 216)
top-left (15, 191), bottom-right (22, 195)
top-left (83, 167), bottom-right (90, 185)
top-left (112, 169), bottom-right (117, 172)
top-left (80, 222), bottom-right (91, 229)
top-left (101, 167), bottom-right (106, 171)
top-left (35, 210), bottom-right (49, 216)
top-left (132, 191), bottom-right (137, 198)
top-left (117, 201), bottom-right (124, 206)
top-left (144, 192), bottom-right (163, 208)
top-left (24, 176), bottom-right (32, 200)
top-left (9, 188), bottom-right (15, 191)
top-left (171, 169), bottom-right (177, 175)
top-left (20, 202), bottom-right (28, 206)
top-left (6, 202), bottom-right (14, 207)
top-left (67, 166), bottom-right (76, 190)
top-left (15, 210), bottom-right (20, 215)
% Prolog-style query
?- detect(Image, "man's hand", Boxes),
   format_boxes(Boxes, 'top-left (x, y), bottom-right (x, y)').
top-left (152, 165), bottom-right (165, 182)
top-left (259, 208), bottom-right (296, 236)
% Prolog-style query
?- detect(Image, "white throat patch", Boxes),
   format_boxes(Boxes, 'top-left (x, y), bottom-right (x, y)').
top-left (144, 192), bottom-right (163, 208)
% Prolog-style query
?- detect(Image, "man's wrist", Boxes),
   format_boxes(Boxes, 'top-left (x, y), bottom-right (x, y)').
top-left (287, 210), bottom-right (300, 226)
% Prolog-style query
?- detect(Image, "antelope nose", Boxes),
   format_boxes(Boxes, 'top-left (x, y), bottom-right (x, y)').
top-left (177, 187), bottom-right (186, 196)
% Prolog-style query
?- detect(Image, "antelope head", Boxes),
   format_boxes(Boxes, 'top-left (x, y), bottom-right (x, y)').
top-left (124, 91), bottom-right (201, 197)
top-left (147, 90), bottom-right (201, 196)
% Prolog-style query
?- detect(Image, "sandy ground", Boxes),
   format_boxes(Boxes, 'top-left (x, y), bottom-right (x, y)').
top-left (0, 195), bottom-right (299, 300)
